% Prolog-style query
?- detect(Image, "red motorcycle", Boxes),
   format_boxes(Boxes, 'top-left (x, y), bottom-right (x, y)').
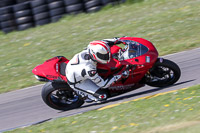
top-left (32, 37), bottom-right (181, 110)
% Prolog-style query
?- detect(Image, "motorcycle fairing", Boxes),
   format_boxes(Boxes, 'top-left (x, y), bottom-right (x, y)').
top-left (97, 37), bottom-right (159, 86)
top-left (32, 56), bottom-right (69, 82)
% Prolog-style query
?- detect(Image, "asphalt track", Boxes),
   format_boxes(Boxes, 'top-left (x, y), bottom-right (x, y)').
top-left (0, 48), bottom-right (200, 132)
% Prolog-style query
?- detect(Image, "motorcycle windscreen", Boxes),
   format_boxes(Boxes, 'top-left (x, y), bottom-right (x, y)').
top-left (120, 56), bottom-right (151, 65)
top-left (118, 40), bottom-right (151, 65)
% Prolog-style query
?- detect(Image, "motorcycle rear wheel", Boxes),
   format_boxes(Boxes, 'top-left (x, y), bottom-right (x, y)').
top-left (144, 59), bottom-right (181, 87)
top-left (41, 82), bottom-right (84, 111)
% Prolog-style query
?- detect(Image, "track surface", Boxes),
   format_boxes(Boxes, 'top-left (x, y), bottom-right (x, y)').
top-left (0, 48), bottom-right (200, 132)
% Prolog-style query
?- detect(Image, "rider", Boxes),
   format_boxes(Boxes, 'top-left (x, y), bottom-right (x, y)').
top-left (65, 38), bottom-right (122, 102)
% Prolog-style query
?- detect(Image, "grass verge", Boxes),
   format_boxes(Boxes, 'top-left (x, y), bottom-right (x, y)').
top-left (6, 85), bottom-right (200, 133)
top-left (0, 0), bottom-right (200, 93)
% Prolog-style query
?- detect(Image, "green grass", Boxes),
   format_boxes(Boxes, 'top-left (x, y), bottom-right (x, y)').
top-left (6, 85), bottom-right (200, 133)
top-left (0, 0), bottom-right (200, 93)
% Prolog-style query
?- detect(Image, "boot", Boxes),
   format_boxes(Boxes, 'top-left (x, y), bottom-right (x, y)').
top-left (93, 89), bottom-right (108, 103)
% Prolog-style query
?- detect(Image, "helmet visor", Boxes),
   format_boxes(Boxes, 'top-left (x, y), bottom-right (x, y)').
top-left (96, 52), bottom-right (109, 60)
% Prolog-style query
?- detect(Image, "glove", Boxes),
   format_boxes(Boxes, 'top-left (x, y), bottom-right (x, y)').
top-left (113, 37), bottom-right (120, 40)
top-left (113, 37), bottom-right (121, 44)
top-left (103, 37), bottom-right (123, 45)
top-left (122, 70), bottom-right (129, 78)
top-left (102, 38), bottom-right (116, 46)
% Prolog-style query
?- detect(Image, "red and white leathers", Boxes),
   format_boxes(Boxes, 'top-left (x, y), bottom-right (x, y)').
top-left (65, 41), bottom-right (121, 101)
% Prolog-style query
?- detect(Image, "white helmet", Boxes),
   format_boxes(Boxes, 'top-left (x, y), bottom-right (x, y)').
top-left (88, 40), bottom-right (111, 64)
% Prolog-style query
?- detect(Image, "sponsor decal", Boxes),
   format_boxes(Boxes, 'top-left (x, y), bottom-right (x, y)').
top-left (46, 75), bottom-right (58, 79)
top-left (109, 83), bottom-right (135, 90)
top-left (56, 63), bottom-right (59, 72)
top-left (88, 70), bottom-right (97, 77)
top-left (146, 56), bottom-right (150, 63)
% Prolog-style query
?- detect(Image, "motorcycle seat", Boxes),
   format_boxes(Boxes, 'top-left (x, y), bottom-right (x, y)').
top-left (60, 62), bottom-right (67, 76)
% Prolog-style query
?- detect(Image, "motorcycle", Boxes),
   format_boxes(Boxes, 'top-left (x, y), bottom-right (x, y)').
top-left (32, 37), bottom-right (181, 110)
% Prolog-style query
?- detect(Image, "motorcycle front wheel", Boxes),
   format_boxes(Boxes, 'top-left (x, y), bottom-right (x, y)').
top-left (144, 59), bottom-right (181, 87)
top-left (41, 82), bottom-right (84, 111)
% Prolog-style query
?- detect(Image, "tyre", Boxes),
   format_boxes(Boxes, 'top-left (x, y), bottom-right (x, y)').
top-left (31, 0), bottom-right (46, 8)
top-left (49, 8), bottom-right (65, 17)
top-left (13, 2), bottom-right (31, 12)
top-left (50, 15), bottom-right (63, 22)
top-left (85, 0), bottom-right (102, 9)
top-left (41, 82), bottom-right (84, 110)
top-left (35, 18), bottom-right (50, 26)
top-left (66, 3), bottom-right (83, 13)
top-left (1, 20), bottom-right (15, 28)
top-left (17, 23), bottom-right (33, 30)
top-left (0, 1), bottom-right (6, 8)
top-left (1, 26), bottom-right (16, 33)
top-left (34, 12), bottom-right (49, 21)
top-left (15, 16), bottom-right (33, 25)
top-left (68, 10), bottom-right (84, 15)
top-left (32, 5), bottom-right (49, 15)
top-left (47, 0), bottom-right (59, 3)
top-left (0, 14), bottom-right (14, 21)
top-left (101, 0), bottom-right (112, 5)
top-left (64, 0), bottom-right (82, 6)
top-left (48, 1), bottom-right (64, 10)
top-left (0, 0), bottom-right (15, 7)
top-left (144, 59), bottom-right (181, 87)
top-left (83, 0), bottom-right (92, 2)
top-left (15, 9), bottom-right (32, 18)
top-left (86, 6), bottom-right (102, 13)
top-left (120, 0), bottom-right (126, 3)
top-left (0, 6), bottom-right (13, 15)
top-left (16, 0), bottom-right (29, 4)
top-left (0, 6), bottom-right (16, 33)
